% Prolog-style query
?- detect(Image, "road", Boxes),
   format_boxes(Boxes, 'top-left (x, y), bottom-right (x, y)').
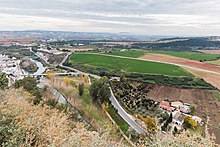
top-left (109, 88), bottom-right (145, 134)
top-left (87, 53), bottom-right (220, 75)
top-left (59, 53), bottom-right (146, 134)
top-left (59, 53), bottom-right (101, 79)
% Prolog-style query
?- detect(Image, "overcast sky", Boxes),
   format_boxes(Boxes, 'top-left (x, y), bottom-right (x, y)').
top-left (0, 0), bottom-right (220, 36)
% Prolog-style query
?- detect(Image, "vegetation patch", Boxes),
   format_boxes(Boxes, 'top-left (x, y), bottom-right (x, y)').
top-left (108, 50), bottom-right (220, 62)
top-left (145, 50), bottom-right (220, 61)
top-left (212, 91), bottom-right (220, 101)
top-left (111, 81), bottom-right (159, 117)
top-left (0, 72), bottom-right (8, 90)
top-left (207, 59), bottom-right (220, 66)
top-left (65, 57), bottom-right (214, 89)
top-left (107, 50), bottom-right (145, 58)
top-left (106, 103), bottom-right (129, 133)
top-left (69, 53), bottom-right (193, 77)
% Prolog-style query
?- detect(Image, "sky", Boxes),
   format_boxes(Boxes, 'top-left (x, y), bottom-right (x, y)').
top-left (0, 0), bottom-right (220, 36)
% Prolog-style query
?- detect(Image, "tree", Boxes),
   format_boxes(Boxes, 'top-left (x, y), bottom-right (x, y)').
top-left (63, 77), bottom-right (70, 87)
top-left (173, 126), bottom-right (178, 135)
top-left (46, 71), bottom-right (54, 79)
top-left (0, 72), bottom-right (8, 89)
top-left (46, 71), bottom-right (55, 85)
top-left (183, 116), bottom-right (197, 129)
top-left (14, 77), bottom-right (42, 105)
top-left (81, 74), bottom-right (89, 83)
top-left (98, 84), bottom-right (110, 103)
top-left (190, 105), bottom-right (196, 115)
top-left (167, 113), bottom-right (173, 124)
top-left (138, 115), bottom-right (157, 134)
top-left (161, 113), bottom-right (172, 132)
top-left (78, 83), bottom-right (84, 96)
top-left (89, 77), bottom-right (110, 103)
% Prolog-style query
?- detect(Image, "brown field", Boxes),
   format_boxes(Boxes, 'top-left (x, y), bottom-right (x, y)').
top-left (91, 42), bottom-right (134, 46)
top-left (147, 85), bottom-right (220, 144)
top-left (183, 67), bottom-right (220, 89)
top-left (0, 37), bottom-right (38, 45)
top-left (197, 50), bottom-right (220, 54)
top-left (140, 54), bottom-right (220, 89)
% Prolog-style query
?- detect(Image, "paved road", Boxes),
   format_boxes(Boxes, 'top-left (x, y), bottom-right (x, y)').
top-left (109, 88), bottom-right (145, 134)
top-left (87, 53), bottom-right (220, 75)
top-left (59, 53), bottom-right (146, 134)
top-left (59, 53), bottom-right (101, 79)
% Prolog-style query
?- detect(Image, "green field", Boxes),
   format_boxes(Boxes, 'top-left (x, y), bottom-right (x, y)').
top-left (108, 50), bottom-right (145, 58)
top-left (108, 50), bottom-right (220, 61)
top-left (70, 53), bottom-right (193, 77)
top-left (147, 50), bottom-right (220, 61)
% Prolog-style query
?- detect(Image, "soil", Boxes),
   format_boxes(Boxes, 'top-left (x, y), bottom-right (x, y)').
top-left (147, 85), bottom-right (220, 144)
top-left (183, 67), bottom-right (220, 90)
top-left (140, 54), bottom-right (220, 89)
top-left (197, 50), bottom-right (220, 54)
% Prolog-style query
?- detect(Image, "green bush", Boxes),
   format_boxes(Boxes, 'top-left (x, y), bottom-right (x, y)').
top-left (0, 73), bottom-right (8, 90)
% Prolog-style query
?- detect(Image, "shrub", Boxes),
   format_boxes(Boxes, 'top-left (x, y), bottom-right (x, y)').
top-left (78, 83), bottom-right (84, 96)
top-left (0, 89), bottom-right (123, 146)
top-left (0, 72), bottom-right (8, 90)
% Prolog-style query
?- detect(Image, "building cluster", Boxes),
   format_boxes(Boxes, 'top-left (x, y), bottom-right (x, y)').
top-left (34, 45), bottom-right (64, 64)
top-left (159, 100), bottom-right (203, 129)
top-left (0, 54), bottom-right (24, 85)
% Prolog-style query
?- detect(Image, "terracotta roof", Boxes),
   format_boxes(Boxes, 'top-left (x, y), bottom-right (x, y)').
top-left (180, 107), bottom-right (188, 113)
top-left (167, 107), bottom-right (175, 112)
top-left (160, 101), bottom-right (170, 107)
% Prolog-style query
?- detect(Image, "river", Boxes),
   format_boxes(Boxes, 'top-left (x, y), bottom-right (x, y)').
top-left (23, 58), bottom-right (46, 75)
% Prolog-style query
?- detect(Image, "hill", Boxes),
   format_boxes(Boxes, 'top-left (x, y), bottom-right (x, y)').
top-left (132, 37), bottom-right (220, 51)
top-left (0, 89), bottom-right (122, 146)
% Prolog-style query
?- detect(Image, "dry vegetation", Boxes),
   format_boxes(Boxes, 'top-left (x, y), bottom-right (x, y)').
top-left (45, 75), bottom-right (122, 137)
top-left (0, 89), bottom-right (123, 146)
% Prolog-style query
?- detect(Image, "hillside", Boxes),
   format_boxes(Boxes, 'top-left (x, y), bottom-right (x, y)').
top-left (0, 89), bottom-right (122, 146)
top-left (132, 38), bottom-right (220, 50)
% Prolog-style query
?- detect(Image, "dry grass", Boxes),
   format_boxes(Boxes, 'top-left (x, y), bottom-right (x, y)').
top-left (0, 89), bottom-right (123, 146)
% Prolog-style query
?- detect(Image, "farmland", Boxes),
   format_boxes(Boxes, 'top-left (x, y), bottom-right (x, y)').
top-left (146, 50), bottom-right (220, 61)
top-left (108, 50), bottom-right (145, 58)
top-left (69, 53), bottom-right (193, 77)
top-left (207, 59), bottom-right (220, 66)
top-left (108, 50), bottom-right (220, 61)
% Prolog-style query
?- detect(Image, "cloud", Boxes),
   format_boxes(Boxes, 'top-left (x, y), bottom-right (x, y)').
top-left (0, 0), bottom-right (220, 35)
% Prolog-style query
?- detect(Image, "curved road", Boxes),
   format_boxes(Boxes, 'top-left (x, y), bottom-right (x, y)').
top-left (59, 53), bottom-right (146, 134)
top-left (109, 88), bottom-right (145, 134)
top-left (59, 53), bottom-right (101, 79)
top-left (56, 52), bottom-right (220, 134)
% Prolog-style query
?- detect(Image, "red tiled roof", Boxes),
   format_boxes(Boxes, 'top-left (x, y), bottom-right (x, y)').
top-left (160, 101), bottom-right (170, 107)
top-left (167, 107), bottom-right (175, 112)
top-left (180, 107), bottom-right (188, 113)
